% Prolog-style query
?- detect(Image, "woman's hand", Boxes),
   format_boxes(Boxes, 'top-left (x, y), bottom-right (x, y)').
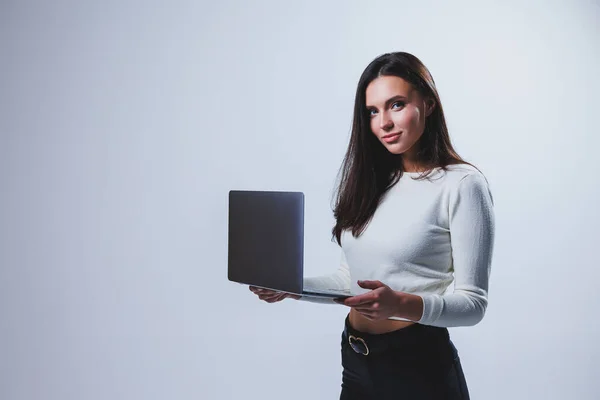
top-left (335, 280), bottom-right (423, 321)
top-left (249, 286), bottom-right (301, 303)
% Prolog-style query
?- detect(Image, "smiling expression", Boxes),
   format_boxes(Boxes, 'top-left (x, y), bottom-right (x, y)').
top-left (365, 75), bottom-right (434, 163)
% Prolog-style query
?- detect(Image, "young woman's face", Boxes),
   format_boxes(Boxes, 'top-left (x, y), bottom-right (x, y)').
top-left (365, 75), bottom-right (434, 159)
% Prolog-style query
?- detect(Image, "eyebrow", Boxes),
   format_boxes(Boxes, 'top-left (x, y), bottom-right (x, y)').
top-left (366, 95), bottom-right (408, 109)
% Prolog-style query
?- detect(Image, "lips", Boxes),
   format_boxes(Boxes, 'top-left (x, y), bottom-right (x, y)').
top-left (382, 132), bottom-right (401, 143)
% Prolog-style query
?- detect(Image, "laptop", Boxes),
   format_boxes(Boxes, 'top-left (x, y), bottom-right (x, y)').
top-left (227, 190), bottom-right (351, 299)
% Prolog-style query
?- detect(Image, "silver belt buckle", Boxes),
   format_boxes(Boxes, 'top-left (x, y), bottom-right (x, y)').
top-left (348, 334), bottom-right (370, 356)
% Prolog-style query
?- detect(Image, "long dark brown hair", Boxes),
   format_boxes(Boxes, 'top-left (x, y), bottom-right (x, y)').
top-left (332, 52), bottom-right (473, 245)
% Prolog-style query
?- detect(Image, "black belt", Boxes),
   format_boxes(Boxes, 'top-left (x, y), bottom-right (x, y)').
top-left (342, 315), bottom-right (448, 356)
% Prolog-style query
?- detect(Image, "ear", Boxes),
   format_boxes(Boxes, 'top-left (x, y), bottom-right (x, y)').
top-left (424, 97), bottom-right (436, 117)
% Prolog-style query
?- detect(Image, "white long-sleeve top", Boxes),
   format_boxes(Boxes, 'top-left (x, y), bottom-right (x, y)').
top-left (302, 164), bottom-right (495, 328)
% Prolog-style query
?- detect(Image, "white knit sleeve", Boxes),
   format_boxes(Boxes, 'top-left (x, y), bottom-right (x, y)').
top-left (297, 249), bottom-right (352, 304)
top-left (418, 173), bottom-right (495, 327)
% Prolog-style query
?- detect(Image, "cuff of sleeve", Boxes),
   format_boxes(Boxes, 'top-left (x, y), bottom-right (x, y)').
top-left (417, 293), bottom-right (443, 325)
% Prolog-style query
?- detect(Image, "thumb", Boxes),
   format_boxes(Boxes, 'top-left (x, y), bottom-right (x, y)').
top-left (357, 280), bottom-right (385, 290)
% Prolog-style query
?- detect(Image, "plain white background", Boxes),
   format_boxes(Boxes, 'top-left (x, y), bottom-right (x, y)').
top-left (1, 0), bottom-right (599, 398)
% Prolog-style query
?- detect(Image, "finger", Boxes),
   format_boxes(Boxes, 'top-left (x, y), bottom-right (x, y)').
top-left (254, 288), bottom-right (277, 296)
top-left (356, 310), bottom-right (377, 320)
top-left (270, 292), bottom-right (299, 302)
top-left (259, 292), bottom-right (287, 302)
top-left (354, 308), bottom-right (377, 316)
top-left (261, 296), bottom-right (281, 303)
top-left (356, 307), bottom-right (382, 318)
top-left (273, 293), bottom-right (289, 302)
top-left (263, 296), bottom-right (282, 303)
top-left (259, 293), bottom-right (281, 301)
top-left (357, 280), bottom-right (385, 290)
top-left (265, 293), bottom-right (288, 303)
top-left (344, 294), bottom-right (378, 307)
top-left (353, 302), bottom-right (379, 313)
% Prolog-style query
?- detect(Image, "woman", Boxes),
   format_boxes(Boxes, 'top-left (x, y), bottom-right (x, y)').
top-left (250, 51), bottom-right (495, 399)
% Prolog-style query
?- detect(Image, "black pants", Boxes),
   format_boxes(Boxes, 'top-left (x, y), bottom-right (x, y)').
top-left (340, 316), bottom-right (470, 400)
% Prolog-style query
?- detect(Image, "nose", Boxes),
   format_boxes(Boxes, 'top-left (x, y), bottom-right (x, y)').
top-left (379, 113), bottom-right (393, 131)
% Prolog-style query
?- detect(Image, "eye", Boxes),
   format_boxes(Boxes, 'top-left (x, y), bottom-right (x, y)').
top-left (391, 101), bottom-right (405, 110)
top-left (368, 109), bottom-right (378, 117)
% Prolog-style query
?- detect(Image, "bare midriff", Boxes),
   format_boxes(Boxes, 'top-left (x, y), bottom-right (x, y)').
top-left (348, 308), bottom-right (416, 334)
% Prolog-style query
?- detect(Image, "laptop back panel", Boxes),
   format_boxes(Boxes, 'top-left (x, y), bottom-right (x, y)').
top-left (227, 190), bottom-right (304, 295)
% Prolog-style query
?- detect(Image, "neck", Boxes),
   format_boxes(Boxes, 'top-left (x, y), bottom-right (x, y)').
top-left (400, 147), bottom-right (426, 172)
top-left (402, 159), bottom-right (428, 173)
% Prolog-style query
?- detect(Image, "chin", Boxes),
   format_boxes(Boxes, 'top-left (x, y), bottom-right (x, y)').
top-left (382, 143), bottom-right (408, 155)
